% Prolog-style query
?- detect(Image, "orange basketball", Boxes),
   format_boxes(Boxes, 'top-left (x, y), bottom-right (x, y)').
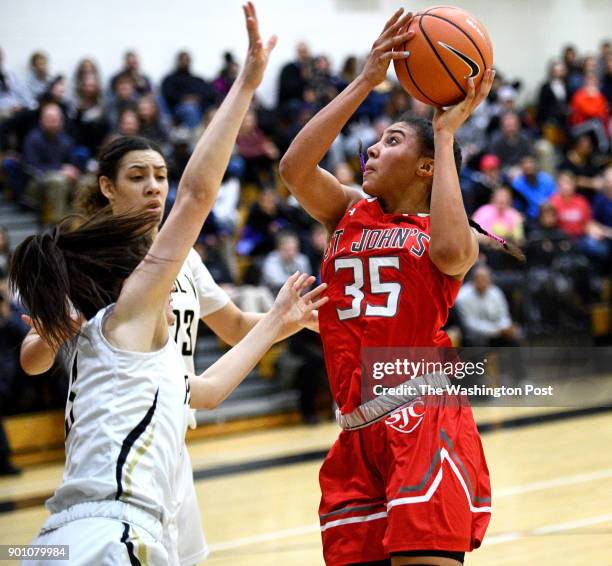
top-left (393, 6), bottom-right (493, 107)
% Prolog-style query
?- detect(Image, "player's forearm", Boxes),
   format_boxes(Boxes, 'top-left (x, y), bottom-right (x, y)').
top-left (190, 314), bottom-right (283, 409)
top-left (223, 311), bottom-right (304, 345)
top-left (280, 76), bottom-right (372, 185)
top-left (20, 331), bottom-right (56, 375)
top-left (177, 76), bottom-right (257, 211)
top-left (429, 131), bottom-right (476, 273)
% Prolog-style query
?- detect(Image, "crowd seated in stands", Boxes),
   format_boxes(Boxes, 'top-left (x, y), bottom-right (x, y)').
top-left (0, 37), bottom-right (610, 418)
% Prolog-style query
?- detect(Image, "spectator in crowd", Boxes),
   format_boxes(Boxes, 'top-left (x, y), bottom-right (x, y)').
top-left (526, 203), bottom-right (573, 267)
top-left (23, 102), bottom-right (80, 224)
top-left (115, 108), bottom-right (140, 137)
top-left (277, 41), bottom-right (313, 108)
top-left (562, 44), bottom-right (584, 96)
top-left (455, 265), bottom-right (521, 346)
top-left (488, 111), bottom-right (533, 172)
top-left (549, 170), bottom-right (609, 265)
top-left (0, 227), bottom-right (9, 272)
top-left (589, 165), bottom-right (612, 272)
top-left (71, 72), bottom-right (109, 156)
top-left (468, 154), bottom-right (508, 213)
top-left (601, 52), bottom-right (612, 106)
top-left (303, 223), bottom-right (328, 278)
top-left (0, 47), bottom-right (30, 119)
top-left (333, 161), bottom-right (361, 192)
top-left (0, 268), bottom-right (26, 476)
top-left (237, 188), bottom-right (290, 257)
top-left (559, 134), bottom-right (605, 199)
top-left (472, 186), bottom-right (524, 246)
top-left (592, 165), bottom-right (612, 233)
top-left (310, 55), bottom-right (341, 108)
top-left (524, 203), bottom-right (594, 333)
top-left (536, 60), bottom-right (569, 140)
top-left (136, 94), bottom-right (169, 147)
top-left (339, 55), bottom-right (359, 88)
top-left (73, 58), bottom-right (100, 92)
top-left (549, 171), bottom-right (592, 239)
top-left (261, 230), bottom-right (311, 294)
top-left (161, 51), bottom-right (216, 128)
top-left (597, 41), bottom-right (611, 78)
top-left (25, 51), bottom-right (50, 105)
top-left (236, 109), bottom-right (279, 188)
top-left (105, 72), bottom-right (138, 129)
top-left (39, 76), bottom-right (72, 126)
top-left (511, 155), bottom-right (557, 221)
top-left (384, 85), bottom-right (411, 121)
top-left (213, 51), bottom-right (239, 99)
top-left (109, 50), bottom-right (152, 96)
top-left (569, 73), bottom-right (610, 153)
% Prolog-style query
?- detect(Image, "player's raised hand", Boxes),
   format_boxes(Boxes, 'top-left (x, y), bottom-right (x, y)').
top-left (360, 8), bottom-right (414, 88)
top-left (240, 2), bottom-right (277, 90)
top-left (432, 68), bottom-right (495, 135)
top-left (271, 272), bottom-right (328, 328)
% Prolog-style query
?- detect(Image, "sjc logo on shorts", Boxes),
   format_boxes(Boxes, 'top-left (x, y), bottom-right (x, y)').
top-left (384, 399), bottom-right (425, 434)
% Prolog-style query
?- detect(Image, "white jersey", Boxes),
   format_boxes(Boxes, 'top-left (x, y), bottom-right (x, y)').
top-left (48, 305), bottom-right (191, 524)
top-left (169, 249), bottom-right (230, 565)
top-left (170, 248), bottom-right (230, 373)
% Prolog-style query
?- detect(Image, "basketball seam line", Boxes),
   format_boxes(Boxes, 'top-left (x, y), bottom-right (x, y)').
top-left (402, 17), bottom-right (443, 107)
top-left (422, 12), bottom-right (488, 72)
top-left (419, 15), bottom-right (466, 98)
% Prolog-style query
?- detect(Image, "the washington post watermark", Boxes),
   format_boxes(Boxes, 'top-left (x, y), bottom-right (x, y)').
top-left (360, 347), bottom-right (612, 407)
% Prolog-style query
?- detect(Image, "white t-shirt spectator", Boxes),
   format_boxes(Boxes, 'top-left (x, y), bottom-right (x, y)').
top-left (455, 282), bottom-right (512, 338)
top-left (261, 251), bottom-right (310, 294)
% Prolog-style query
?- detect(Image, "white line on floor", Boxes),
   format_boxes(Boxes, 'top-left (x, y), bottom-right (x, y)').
top-left (208, 469), bottom-right (612, 553)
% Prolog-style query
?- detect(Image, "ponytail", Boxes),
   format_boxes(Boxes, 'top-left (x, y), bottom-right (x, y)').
top-left (9, 209), bottom-right (157, 351)
top-left (469, 219), bottom-right (526, 262)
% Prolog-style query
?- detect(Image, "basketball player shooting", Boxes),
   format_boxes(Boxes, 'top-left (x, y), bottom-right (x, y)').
top-left (280, 7), bottom-right (494, 566)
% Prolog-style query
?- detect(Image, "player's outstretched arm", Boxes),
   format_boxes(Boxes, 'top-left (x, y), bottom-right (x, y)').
top-left (110, 3), bottom-right (276, 348)
top-left (279, 9), bottom-right (413, 232)
top-left (429, 70), bottom-right (495, 279)
top-left (189, 273), bottom-right (327, 409)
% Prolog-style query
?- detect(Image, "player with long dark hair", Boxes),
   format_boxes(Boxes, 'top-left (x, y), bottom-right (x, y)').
top-left (13, 5), bottom-right (326, 564)
top-left (280, 9), bottom-right (498, 566)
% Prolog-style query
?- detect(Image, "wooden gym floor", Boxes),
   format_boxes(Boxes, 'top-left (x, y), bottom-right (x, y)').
top-left (1, 405), bottom-right (611, 566)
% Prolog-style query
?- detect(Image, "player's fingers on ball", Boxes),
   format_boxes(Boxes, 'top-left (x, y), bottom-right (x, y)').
top-left (389, 51), bottom-right (411, 61)
top-left (385, 11), bottom-right (413, 37)
top-left (382, 31), bottom-right (412, 51)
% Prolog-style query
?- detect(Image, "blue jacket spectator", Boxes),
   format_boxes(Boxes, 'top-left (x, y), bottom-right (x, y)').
top-left (511, 156), bottom-right (557, 220)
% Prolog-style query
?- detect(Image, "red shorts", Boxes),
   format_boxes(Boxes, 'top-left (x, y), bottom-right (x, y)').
top-left (318, 398), bottom-right (491, 565)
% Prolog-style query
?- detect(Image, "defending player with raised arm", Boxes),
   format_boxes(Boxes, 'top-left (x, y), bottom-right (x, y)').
top-left (10, 5), bottom-right (326, 565)
top-left (17, 7), bottom-right (323, 564)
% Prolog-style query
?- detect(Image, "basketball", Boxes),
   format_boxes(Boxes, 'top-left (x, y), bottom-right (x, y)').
top-left (393, 6), bottom-right (493, 107)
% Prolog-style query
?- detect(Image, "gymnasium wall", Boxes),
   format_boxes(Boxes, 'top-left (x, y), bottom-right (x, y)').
top-left (1, 0), bottom-right (610, 106)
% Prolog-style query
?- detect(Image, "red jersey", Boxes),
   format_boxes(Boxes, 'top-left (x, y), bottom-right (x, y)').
top-left (319, 198), bottom-right (462, 413)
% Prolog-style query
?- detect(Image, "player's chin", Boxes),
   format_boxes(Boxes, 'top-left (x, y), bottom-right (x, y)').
top-left (362, 177), bottom-right (380, 196)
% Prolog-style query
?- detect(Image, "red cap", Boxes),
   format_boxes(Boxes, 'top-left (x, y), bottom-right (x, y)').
top-left (480, 154), bottom-right (501, 172)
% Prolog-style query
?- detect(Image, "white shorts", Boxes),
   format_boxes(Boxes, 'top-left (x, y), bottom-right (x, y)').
top-left (175, 450), bottom-right (209, 565)
top-left (23, 501), bottom-right (170, 566)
